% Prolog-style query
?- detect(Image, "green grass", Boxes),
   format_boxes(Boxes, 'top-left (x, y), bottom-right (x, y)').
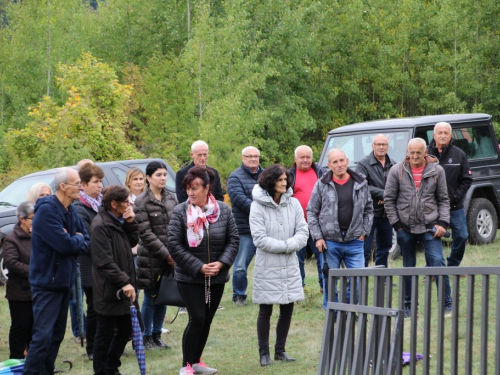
top-left (1, 237), bottom-right (499, 374)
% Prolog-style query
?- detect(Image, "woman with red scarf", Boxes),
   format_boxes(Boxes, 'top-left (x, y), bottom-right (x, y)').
top-left (168, 166), bottom-right (239, 375)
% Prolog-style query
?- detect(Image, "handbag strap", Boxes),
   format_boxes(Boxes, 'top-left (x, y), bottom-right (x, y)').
top-left (164, 307), bottom-right (181, 324)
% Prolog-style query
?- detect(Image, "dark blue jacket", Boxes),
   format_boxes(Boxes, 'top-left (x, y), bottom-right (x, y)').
top-left (227, 163), bottom-right (263, 235)
top-left (29, 195), bottom-right (90, 291)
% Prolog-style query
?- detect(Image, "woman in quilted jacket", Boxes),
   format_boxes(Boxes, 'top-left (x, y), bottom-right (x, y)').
top-left (249, 164), bottom-right (308, 366)
top-left (168, 166), bottom-right (239, 375)
top-left (134, 161), bottom-right (178, 349)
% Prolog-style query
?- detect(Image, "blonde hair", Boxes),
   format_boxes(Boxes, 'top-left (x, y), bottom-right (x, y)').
top-left (26, 182), bottom-right (53, 203)
top-left (125, 168), bottom-right (146, 195)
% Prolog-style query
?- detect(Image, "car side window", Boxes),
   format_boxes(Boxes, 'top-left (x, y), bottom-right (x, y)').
top-left (112, 167), bottom-right (127, 185)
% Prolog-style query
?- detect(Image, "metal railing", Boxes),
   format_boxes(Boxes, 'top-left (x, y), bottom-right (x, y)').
top-left (318, 266), bottom-right (500, 375)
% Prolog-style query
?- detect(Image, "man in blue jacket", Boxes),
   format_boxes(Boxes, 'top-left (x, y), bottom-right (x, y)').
top-left (228, 146), bottom-right (263, 306)
top-left (23, 168), bottom-right (90, 375)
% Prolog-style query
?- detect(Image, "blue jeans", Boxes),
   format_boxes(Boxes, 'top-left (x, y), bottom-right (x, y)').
top-left (447, 208), bottom-right (468, 267)
top-left (141, 288), bottom-right (167, 336)
top-left (322, 239), bottom-right (364, 310)
top-left (396, 230), bottom-right (452, 308)
top-left (363, 216), bottom-right (393, 268)
top-left (232, 234), bottom-right (257, 300)
top-left (23, 289), bottom-right (71, 375)
top-left (297, 234), bottom-right (324, 288)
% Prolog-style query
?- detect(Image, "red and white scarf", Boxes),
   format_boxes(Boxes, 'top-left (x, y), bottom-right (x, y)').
top-left (187, 194), bottom-right (220, 247)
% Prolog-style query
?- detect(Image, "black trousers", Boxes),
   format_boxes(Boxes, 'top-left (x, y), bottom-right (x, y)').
top-left (8, 300), bottom-right (33, 359)
top-left (257, 302), bottom-right (294, 351)
top-left (178, 282), bottom-right (225, 367)
top-left (84, 287), bottom-right (97, 356)
top-left (93, 314), bottom-right (132, 375)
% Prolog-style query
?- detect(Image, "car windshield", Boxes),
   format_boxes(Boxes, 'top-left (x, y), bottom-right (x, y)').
top-left (321, 130), bottom-right (411, 168)
top-left (0, 174), bottom-right (55, 206)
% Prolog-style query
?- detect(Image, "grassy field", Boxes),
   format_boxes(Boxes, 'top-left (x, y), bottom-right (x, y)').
top-left (0, 237), bottom-right (499, 374)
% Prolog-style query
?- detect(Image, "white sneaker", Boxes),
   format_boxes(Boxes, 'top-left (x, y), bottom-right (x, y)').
top-left (192, 361), bottom-right (218, 374)
top-left (179, 307), bottom-right (188, 314)
top-left (161, 328), bottom-right (170, 334)
top-left (179, 363), bottom-right (194, 375)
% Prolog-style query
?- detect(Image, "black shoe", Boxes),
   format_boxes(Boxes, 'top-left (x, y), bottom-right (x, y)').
top-left (259, 348), bottom-right (273, 366)
top-left (274, 351), bottom-right (296, 362)
top-left (143, 336), bottom-right (155, 350)
top-left (233, 296), bottom-right (247, 307)
top-left (152, 333), bottom-right (171, 349)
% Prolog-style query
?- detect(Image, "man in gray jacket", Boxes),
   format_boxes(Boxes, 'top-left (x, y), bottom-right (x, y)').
top-left (356, 134), bottom-right (396, 268)
top-left (384, 138), bottom-right (452, 318)
top-left (307, 149), bottom-right (373, 309)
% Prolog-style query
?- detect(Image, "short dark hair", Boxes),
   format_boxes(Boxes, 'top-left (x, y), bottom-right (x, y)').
top-left (79, 164), bottom-right (105, 184)
top-left (258, 164), bottom-right (291, 196)
top-left (102, 185), bottom-right (130, 211)
top-left (145, 161), bottom-right (168, 186)
top-left (182, 166), bottom-right (214, 194)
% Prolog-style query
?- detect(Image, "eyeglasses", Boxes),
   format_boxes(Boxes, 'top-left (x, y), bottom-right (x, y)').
top-left (243, 155), bottom-right (260, 159)
top-left (65, 181), bottom-right (82, 188)
top-left (26, 217), bottom-right (34, 221)
top-left (121, 201), bottom-right (134, 206)
top-left (373, 143), bottom-right (388, 147)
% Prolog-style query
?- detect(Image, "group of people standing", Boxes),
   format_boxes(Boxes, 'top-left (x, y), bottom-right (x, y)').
top-left (2, 122), bottom-right (472, 374)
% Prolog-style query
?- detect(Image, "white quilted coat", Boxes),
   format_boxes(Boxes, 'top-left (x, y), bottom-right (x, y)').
top-left (250, 185), bottom-right (308, 305)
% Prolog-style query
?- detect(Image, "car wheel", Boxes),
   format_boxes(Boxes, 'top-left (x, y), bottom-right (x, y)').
top-left (467, 198), bottom-right (498, 245)
top-left (0, 253), bottom-right (7, 286)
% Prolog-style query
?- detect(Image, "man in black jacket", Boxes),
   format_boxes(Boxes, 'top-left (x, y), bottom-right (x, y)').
top-left (227, 146), bottom-right (263, 306)
top-left (356, 134), bottom-right (396, 268)
top-left (428, 122), bottom-right (472, 267)
top-left (175, 140), bottom-right (224, 203)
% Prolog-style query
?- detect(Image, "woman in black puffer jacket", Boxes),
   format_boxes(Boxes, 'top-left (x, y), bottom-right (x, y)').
top-left (168, 166), bottom-right (239, 375)
top-left (134, 161), bottom-right (178, 349)
top-left (74, 163), bottom-right (105, 359)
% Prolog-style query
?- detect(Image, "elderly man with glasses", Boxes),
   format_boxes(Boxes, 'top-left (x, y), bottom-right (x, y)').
top-left (23, 168), bottom-right (90, 375)
top-left (356, 134), bottom-right (397, 268)
top-left (227, 146), bottom-right (263, 306)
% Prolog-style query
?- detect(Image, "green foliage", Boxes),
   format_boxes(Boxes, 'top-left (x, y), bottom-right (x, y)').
top-left (2, 0), bottom-right (500, 185)
top-left (2, 52), bottom-right (142, 171)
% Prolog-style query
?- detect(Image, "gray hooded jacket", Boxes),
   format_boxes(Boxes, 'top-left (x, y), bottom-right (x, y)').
top-left (384, 156), bottom-right (450, 234)
top-left (306, 168), bottom-right (374, 243)
top-left (250, 185), bottom-right (308, 305)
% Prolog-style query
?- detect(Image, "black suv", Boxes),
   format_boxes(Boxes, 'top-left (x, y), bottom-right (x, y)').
top-left (0, 158), bottom-right (176, 285)
top-left (318, 113), bottom-right (500, 246)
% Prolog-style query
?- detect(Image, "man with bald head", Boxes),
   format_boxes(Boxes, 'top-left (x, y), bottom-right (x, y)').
top-left (24, 168), bottom-right (90, 374)
top-left (175, 140), bottom-right (224, 203)
top-left (385, 138), bottom-right (452, 318)
top-left (307, 149), bottom-right (373, 308)
top-left (428, 122), bottom-right (472, 267)
top-left (227, 146), bottom-right (263, 306)
top-left (289, 145), bottom-right (325, 291)
top-left (356, 135), bottom-right (396, 268)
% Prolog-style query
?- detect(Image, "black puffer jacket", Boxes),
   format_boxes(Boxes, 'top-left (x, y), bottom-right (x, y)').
top-left (134, 187), bottom-right (177, 290)
top-left (74, 199), bottom-right (98, 289)
top-left (91, 208), bottom-right (138, 316)
top-left (168, 201), bottom-right (239, 284)
top-left (3, 223), bottom-right (32, 301)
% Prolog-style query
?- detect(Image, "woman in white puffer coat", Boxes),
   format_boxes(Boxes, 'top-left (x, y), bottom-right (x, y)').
top-left (250, 164), bottom-right (309, 367)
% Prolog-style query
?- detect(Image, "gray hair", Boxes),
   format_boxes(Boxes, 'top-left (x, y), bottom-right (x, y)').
top-left (191, 140), bottom-right (209, 152)
top-left (294, 145), bottom-right (313, 158)
top-left (434, 122), bottom-right (452, 133)
top-left (26, 182), bottom-right (53, 203)
top-left (16, 201), bottom-right (35, 220)
top-left (241, 146), bottom-right (260, 156)
top-left (53, 168), bottom-right (71, 191)
top-left (407, 137), bottom-right (427, 150)
top-left (327, 148), bottom-right (346, 161)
